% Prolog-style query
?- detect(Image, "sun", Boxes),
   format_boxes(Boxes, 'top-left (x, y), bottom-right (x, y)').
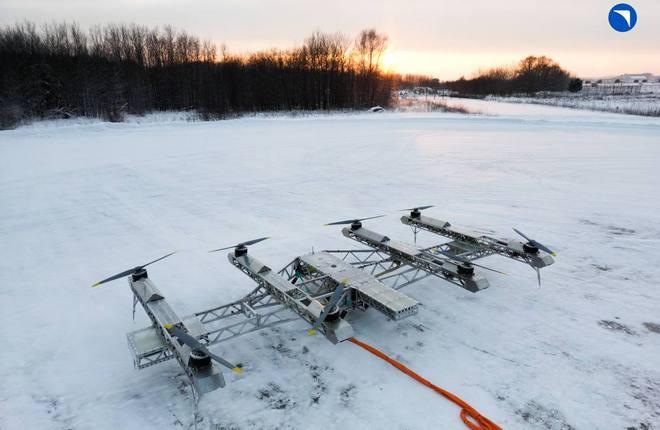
top-left (381, 49), bottom-right (397, 72)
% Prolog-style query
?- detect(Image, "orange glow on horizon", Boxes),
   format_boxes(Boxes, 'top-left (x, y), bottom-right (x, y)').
top-left (378, 50), bottom-right (660, 81)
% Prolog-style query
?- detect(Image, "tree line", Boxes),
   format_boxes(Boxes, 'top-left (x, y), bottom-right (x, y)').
top-left (396, 74), bottom-right (441, 90)
top-left (443, 56), bottom-right (581, 96)
top-left (0, 22), bottom-right (393, 128)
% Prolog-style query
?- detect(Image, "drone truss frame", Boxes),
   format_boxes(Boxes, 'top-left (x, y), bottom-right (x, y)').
top-left (111, 210), bottom-right (554, 397)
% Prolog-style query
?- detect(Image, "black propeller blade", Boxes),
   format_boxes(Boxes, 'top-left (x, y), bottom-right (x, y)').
top-left (513, 228), bottom-right (556, 256)
top-left (209, 237), bottom-right (270, 253)
top-left (91, 251), bottom-right (177, 287)
top-left (400, 205), bottom-right (434, 211)
top-left (166, 324), bottom-right (242, 373)
top-left (425, 250), bottom-right (508, 276)
top-left (324, 215), bottom-right (385, 226)
top-left (308, 283), bottom-right (346, 335)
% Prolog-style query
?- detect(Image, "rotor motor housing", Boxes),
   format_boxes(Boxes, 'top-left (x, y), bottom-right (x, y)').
top-left (188, 350), bottom-right (212, 370)
top-left (350, 220), bottom-right (362, 230)
top-left (132, 269), bottom-right (148, 281)
top-left (522, 243), bottom-right (539, 254)
top-left (234, 245), bottom-right (248, 257)
top-left (457, 263), bottom-right (475, 276)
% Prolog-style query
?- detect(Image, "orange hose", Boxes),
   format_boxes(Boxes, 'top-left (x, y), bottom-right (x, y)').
top-left (348, 337), bottom-right (502, 430)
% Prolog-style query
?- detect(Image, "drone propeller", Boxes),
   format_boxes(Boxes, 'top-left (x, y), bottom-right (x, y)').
top-left (513, 228), bottom-right (556, 256)
top-left (308, 282), bottom-right (346, 336)
top-left (400, 205), bottom-right (434, 211)
top-left (324, 215), bottom-right (385, 226)
top-left (426, 250), bottom-right (508, 276)
top-left (165, 324), bottom-right (242, 373)
top-left (91, 251), bottom-right (177, 287)
top-left (209, 237), bottom-right (270, 253)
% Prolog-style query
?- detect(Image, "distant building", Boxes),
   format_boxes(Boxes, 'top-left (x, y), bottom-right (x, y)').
top-left (581, 73), bottom-right (660, 95)
top-left (583, 82), bottom-right (641, 95)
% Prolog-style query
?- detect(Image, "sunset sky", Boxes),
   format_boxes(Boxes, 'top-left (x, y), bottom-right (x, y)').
top-left (1, 0), bottom-right (658, 80)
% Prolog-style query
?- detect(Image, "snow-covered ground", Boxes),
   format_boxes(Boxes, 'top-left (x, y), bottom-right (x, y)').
top-left (397, 92), bottom-right (660, 117)
top-left (1, 103), bottom-right (659, 430)
top-left (485, 93), bottom-right (660, 117)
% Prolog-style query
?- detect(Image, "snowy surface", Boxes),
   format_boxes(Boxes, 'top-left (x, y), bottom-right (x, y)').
top-left (1, 102), bottom-right (659, 430)
top-left (485, 93), bottom-right (660, 117)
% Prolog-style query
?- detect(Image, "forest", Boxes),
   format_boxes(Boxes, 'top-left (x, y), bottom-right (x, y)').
top-left (0, 22), bottom-right (584, 129)
top-left (443, 56), bottom-right (580, 96)
top-left (0, 22), bottom-right (394, 128)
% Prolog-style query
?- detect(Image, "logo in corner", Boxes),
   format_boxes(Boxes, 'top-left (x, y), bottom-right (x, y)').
top-left (609, 3), bottom-right (637, 32)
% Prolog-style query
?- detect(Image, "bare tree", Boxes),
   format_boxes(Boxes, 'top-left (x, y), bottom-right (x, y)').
top-left (353, 29), bottom-right (388, 105)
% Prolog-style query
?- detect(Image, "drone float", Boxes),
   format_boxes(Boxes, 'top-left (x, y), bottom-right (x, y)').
top-left (92, 207), bottom-right (555, 397)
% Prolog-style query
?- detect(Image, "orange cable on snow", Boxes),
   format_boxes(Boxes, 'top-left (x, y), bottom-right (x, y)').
top-left (348, 337), bottom-right (502, 430)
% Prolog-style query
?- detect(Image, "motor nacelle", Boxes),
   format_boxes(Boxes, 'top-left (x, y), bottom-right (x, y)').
top-left (506, 240), bottom-right (554, 268)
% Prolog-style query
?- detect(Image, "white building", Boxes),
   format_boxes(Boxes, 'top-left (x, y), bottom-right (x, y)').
top-left (582, 73), bottom-right (660, 95)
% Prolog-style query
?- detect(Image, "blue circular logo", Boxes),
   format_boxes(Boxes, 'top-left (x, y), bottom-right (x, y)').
top-left (609, 3), bottom-right (637, 32)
